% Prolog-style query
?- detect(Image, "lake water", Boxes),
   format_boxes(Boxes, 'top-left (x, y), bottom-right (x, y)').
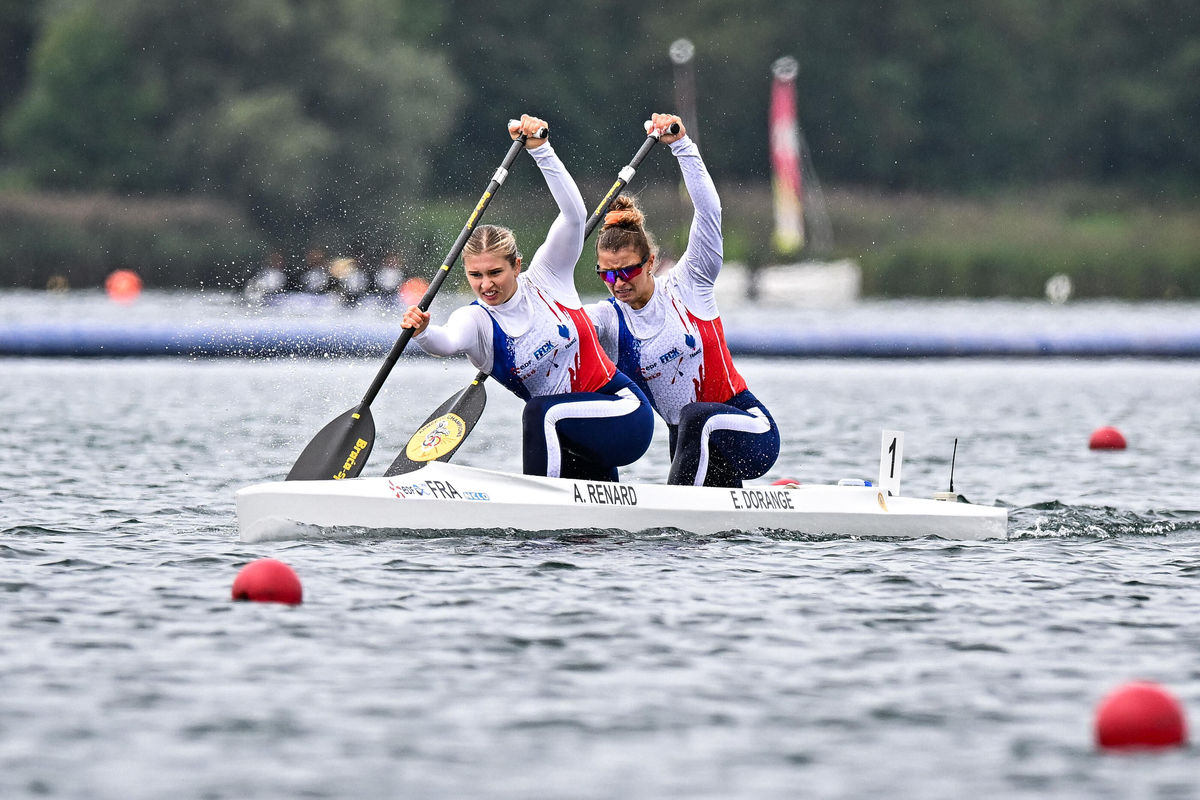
top-left (2, 290), bottom-right (1199, 798)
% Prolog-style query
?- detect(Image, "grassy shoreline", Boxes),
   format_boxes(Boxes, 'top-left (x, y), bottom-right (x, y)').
top-left (3, 183), bottom-right (1198, 298)
top-left (823, 185), bottom-right (1200, 298)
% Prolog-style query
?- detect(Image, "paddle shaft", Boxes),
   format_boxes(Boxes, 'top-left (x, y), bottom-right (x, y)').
top-left (360, 129), bottom-right (542, 408)
top-left (586, 123), bottom-right (678, 237)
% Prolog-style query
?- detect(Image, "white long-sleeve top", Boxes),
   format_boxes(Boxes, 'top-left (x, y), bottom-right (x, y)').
top-left (584, 135), bottom-right (747, 423)
top-left (413, 142), bottom-right (616, 400)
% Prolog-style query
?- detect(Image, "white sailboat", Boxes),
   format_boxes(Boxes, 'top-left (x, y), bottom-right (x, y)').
top-left (717, 56), bottom-right (861, 308)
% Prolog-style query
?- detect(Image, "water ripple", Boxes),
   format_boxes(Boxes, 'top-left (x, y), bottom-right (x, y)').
top-left (3, 335), bottom-right (1200, 797)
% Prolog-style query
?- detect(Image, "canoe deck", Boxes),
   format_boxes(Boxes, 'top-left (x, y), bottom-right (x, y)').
top-left (236, 461), bottom-right (1009, 543)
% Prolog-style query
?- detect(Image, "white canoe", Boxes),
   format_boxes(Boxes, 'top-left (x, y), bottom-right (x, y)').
top-left (236, 460), bottom-right (1009, 543)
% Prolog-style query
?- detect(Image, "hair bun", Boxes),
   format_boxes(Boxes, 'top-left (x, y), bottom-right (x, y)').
top-left (602, 197), bottom-right (645, 230)
top-left (596, 194), bottom-right (655, 260)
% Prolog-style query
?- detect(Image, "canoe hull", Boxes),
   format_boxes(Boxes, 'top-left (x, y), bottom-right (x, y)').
top-left (236, 462), bottom-right (1008, 543)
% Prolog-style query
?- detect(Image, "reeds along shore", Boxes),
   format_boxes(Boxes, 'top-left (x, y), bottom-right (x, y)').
top-left (3, 184), bottom-right (1198, 299)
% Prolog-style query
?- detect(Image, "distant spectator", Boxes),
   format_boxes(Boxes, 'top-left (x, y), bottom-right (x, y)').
top-left (244, 251), bottom-right (287, 304)
top-left (329, 256), bottom-right (369, 304)
top-left (373, 252), bottom-right (406, 301)
top-left (300, 246), bottom-right (330, 294)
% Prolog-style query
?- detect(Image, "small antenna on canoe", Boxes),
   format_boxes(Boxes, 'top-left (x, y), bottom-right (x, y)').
top-left (949, 437), bottom-right (958, 493)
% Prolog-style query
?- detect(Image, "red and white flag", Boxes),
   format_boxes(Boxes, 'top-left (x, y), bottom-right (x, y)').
top-left (770, 56), bottom-right (804, 255)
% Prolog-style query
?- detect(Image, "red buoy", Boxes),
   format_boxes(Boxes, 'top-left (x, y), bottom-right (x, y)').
top-left (1095, 681), bottom-right (1187, 750)
top-left (771, 478), bottom-right (801, 486)
top-left (1089, 426), bottom-right (1127, 450)
top-left (105, 269), bottom-right (143, 304)
top-left (231, 558), bottom-right (303, 605)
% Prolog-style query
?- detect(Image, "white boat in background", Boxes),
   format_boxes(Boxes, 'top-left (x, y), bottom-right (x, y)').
top-left (710, 55), bottom-right (864, 309)
top-left (236, 459), bottom-right (1008, 544)
top-left (715, 259), bottom-right (861, 308)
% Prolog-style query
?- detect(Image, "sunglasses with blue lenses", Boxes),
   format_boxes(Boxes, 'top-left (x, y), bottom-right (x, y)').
top-left (595, 259), bottom-right (647, 284)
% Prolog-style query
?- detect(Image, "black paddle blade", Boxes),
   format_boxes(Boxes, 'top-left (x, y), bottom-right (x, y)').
top-left (384, 380), bottom-right (487, 476)
top-left (286, 406), bottom-right (375, 481)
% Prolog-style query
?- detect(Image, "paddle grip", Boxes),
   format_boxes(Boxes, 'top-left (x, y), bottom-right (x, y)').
top-left (642, 120), bottom-right (682, 137)
top-left (507, 119), bottom-right (549, 139)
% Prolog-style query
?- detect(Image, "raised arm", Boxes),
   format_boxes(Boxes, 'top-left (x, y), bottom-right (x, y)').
top-left (523, 137), bottom-right (587, 302)
top-left (671, 134), bottom-right (723, 287)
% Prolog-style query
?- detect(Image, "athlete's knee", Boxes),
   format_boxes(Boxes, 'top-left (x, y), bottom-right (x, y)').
top-left (629, 405), bottom-right (654, 453)
top-left (676, 403), bottom-right (713, 438)
top-left (731, 433), bottom-right (780, 479)
top-left (522, 396), bottom-right (553, 424)
top-left (677, 402), bottom-right (707, 424)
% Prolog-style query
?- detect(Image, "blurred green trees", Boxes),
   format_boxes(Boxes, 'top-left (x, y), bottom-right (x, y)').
top-left (4, 0), bottom-right (461, 259)
top-left (0, 0), bottom-right (1197, 292)
top-left (9, 0), bottom-right (1197, 195)
top-left (5, 2), bottom-right (164, 190)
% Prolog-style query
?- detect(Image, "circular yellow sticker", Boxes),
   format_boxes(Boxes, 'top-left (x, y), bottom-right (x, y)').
top-left (406, 413), bottom-right (467, 462)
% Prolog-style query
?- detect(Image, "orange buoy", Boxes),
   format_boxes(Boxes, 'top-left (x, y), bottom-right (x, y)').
top-left (231, 558), bottom-right (303, 605)
top-left (1089, 426), bottom-right (1127, 450)
top-left (399, 277), bottom-right (430, 306)
top-left (1095, 681), bottom-right (1187, 750)
top-left (105, 269), bottom-right (143, 304)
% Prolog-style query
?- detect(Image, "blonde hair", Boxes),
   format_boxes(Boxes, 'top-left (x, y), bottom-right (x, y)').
top-left (464, 224), bottom-right (519, 266)
top-left (597, 195), bottom-right (655, 260)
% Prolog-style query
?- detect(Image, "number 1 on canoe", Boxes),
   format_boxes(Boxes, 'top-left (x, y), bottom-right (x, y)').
top-left (878, 430), bottom-right (904, 496)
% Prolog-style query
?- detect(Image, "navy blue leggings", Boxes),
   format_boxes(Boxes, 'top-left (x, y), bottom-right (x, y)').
top-left (667, 390), bottom-right (780, 487)
top-left (522, 374), bottom-right (653, 482)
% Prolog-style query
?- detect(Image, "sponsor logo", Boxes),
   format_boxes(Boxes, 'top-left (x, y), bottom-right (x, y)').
top-left (572, 483), bottom-right (638, 506)
top-left (658, 347), bottom-right (682, 364)
top-left (639, 362), bottom-right (663, 380)
top-left (729, 489), bottom-right (795, 511)
top-left (333, 437), bottom-right (371, 480)
top-left (406, 414), bottom-right (467, 462)
top-left (533, 340), bottom-right (555, 360)
top-left (466, 191), bottom-right (491, 227)
top-left (388, 480), bottom-right (428, 499)
top-left (386, 479), bottom-right (465, 500)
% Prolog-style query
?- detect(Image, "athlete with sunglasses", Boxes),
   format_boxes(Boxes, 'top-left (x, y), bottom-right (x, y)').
top-left (584, 113), bottom-right (780, 488)
top-left (401, 115), bottom-right (653, 481)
